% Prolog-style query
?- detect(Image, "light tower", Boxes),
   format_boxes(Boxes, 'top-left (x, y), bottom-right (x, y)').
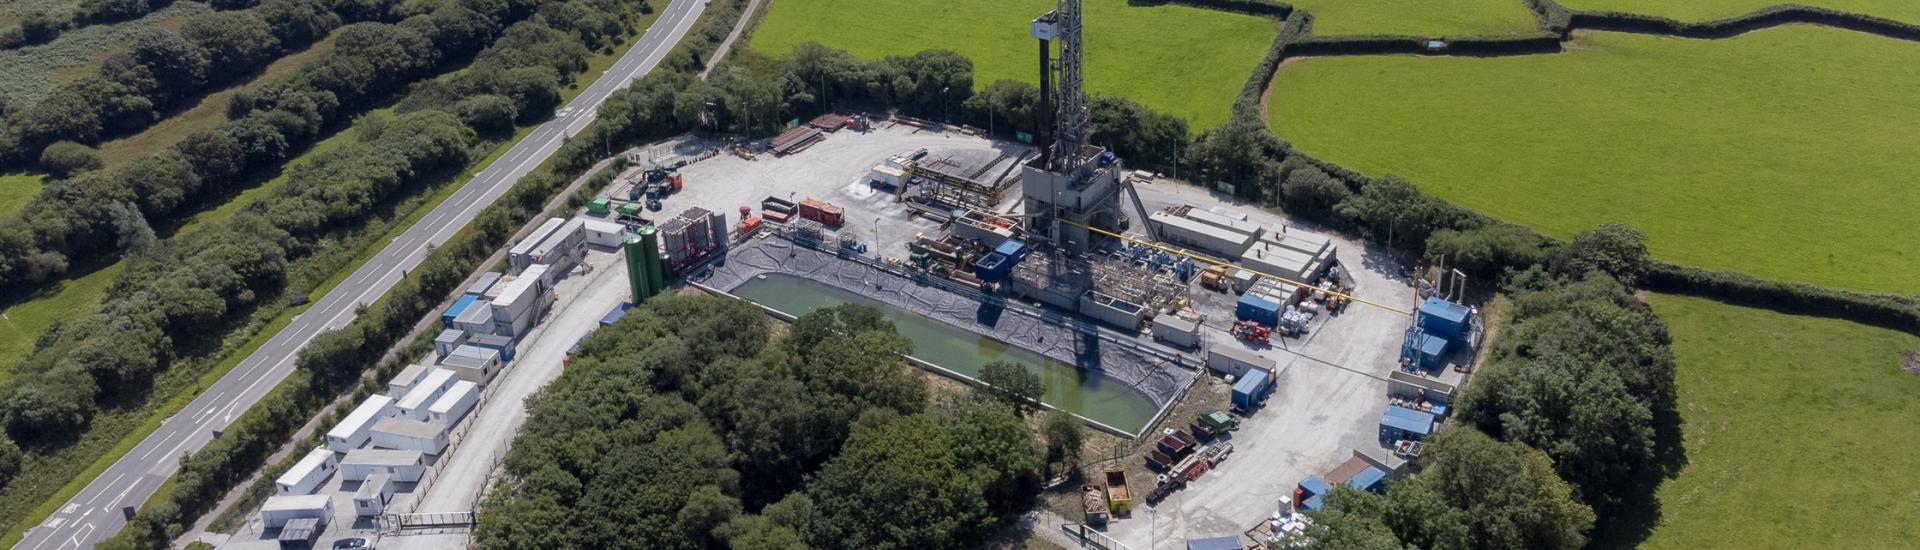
top-left (1024, 0), bottom-right (1122, 253)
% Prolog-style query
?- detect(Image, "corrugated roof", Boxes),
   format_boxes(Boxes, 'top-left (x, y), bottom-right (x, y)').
top-left (1380, 405), bottom-right (1434, 435)
top-left (327, 395), bottom-right (393, 440)
top-left (531, 219), bottom-right (585, 256)
top-left (434, 328), bottom-right (465, 345)
top-left (466, 272), bottom-right (502, 296)
top-left (1298, 475), bottom-right (1329, 496)
top-left (453, 300), bottom-right (493, 325)
top-left (510, 218), bottom-right (566, 256)
top-left (1347, 466), bottom-right (1387, 492)
top-left (444, 294), bottom-right (477, 319)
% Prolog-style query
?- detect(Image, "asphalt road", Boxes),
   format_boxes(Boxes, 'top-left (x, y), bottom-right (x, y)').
top-left (12, 1), bottom-right (705, 548)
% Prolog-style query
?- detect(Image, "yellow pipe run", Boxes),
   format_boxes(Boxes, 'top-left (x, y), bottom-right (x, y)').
top-left (1055, 218), bottom-right (1413, 316)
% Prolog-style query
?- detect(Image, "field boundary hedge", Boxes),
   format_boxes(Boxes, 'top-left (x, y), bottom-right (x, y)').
top-left (1644, 262), bottom-right (1920, 337)
top-left (1242, 7), bottom-right (1920, 337)
top-left (1566, 5), bottom-right (1920, 41)
top-left (1157, 0), bottom-right (1292, 19)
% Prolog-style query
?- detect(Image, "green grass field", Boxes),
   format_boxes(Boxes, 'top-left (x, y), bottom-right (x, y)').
top-left (0, 1), bottom-right (209, 106)
top-left (1643, 295), bottom-right (1920, 548)
top-left (1268, 27), bottom-right (1920, 293)
top-left (1290, 0), bottom-right (1539, 37)
top-left (0, 172), bottom-right (43, 217)
top-left (749, 0), bottom-right (1276, 130)
top-left (1559, 0), bottom-right (1920, 25)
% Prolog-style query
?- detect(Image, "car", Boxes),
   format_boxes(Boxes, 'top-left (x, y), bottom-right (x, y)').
top-left (910, 148), bottom-right (929, 160)
top-left (332, 538), bottom-right (372, 550)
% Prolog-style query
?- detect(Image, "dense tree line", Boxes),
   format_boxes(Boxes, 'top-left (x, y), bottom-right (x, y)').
top-left (2, 0), bottom-right (345, 163)
top-left (1296, 426), bottom-right (1594, 550)
top-left (1297, 225), bottom-right (1679, 545)
top-left (477, 298), bottom-right (1044, 550)
top-left (0, 0), bottom-right (644, 488)
top-left (0, 0), bottom-right (181, 50)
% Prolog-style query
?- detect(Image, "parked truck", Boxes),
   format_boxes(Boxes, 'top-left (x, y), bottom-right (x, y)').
top-left (1105, 470), bottom-right (1132, 514)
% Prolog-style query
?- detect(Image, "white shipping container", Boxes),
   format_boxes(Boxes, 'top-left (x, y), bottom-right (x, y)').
top-left (429, 380), bottom-right (479, 427)
top-left (274, 447), bottom-right (339, 496)
top-left (396, 368), bottom-right (457, 421)
top-left (369, 417), bottom-right (448, 455)
top-left (259, 495), bottom-right (333, 529)
top-left (341, 449), bottom-right (427, 483)
top-left (325, 395), bottom-right (394, 453)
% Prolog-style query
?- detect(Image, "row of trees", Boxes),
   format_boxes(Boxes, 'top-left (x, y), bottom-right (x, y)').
top-left (0, 0), bottom-right (642, 480)
top-left (1295, 225), bottom-right (1679, 548)
top-left (0, 0), bottom-right (636, 296)
top-left (2, 0), bottom-right (348, 163)
top-left (477, 298), bottom-right (1051, 550)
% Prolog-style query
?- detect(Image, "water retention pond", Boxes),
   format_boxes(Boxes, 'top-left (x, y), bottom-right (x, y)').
top-left (730, 273), bottom-right (1162, 434)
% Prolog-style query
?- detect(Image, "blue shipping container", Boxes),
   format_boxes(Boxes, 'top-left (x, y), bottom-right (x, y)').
top-left (1346, 466), bottom-right (1387, 493)
top-left (1236, 294), bottom-right (1281, 326)
top-left (1232, 367), bottom-right (1273, 410)
top-left (1418, 297), bottom-right (1471, 342)
top-left (993, 239), bottom-right (1027, 261)
top-left (1379, 405), bottom-right (1435, 445)
top-left (973, 252), bottom-right (1013, 282)
top-left (1418, 333), bottom-right (1449, 372)
top-left (442, 295), bottom-right (478, 328)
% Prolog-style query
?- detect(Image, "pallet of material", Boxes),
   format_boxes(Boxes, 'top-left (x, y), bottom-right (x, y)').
top-left (809, 113), bottom-right (850, 132)
top-left (770, 127), bottom-right (824, 155)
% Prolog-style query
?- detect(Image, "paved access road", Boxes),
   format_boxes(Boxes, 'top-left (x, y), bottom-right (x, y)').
top-left (12, 1), bottom-right (705, 548)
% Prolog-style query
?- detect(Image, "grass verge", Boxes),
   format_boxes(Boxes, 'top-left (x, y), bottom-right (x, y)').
top-left (1268, 26), bottom-right (1920, 293)
top-left (1639, 294), bottom-right (1920, 549)
top-left (0, 172), bottom-right (43, 217)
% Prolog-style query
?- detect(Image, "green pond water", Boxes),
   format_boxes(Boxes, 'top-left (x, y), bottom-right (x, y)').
top-left (730, 273), bottom-right (1160, 434)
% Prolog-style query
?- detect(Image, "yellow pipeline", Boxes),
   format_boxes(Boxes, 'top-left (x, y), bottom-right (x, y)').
top-left (1056, 218), bottom-right (1413, 316)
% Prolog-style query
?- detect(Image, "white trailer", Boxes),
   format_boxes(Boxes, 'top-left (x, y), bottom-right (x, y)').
top-left (352, 473), bottom-right (394, 517)
top-left (370, 417), bottom-right (449, 455)
top-left (428, 380), bottom-right (479, 427)
top-left (508, 217), bottom-right (566, 273)
top-left (396, 368), bottom-right (456, 421)
top-left (387, 363), bottom-right (427, 398)
top-left (259, 494), bottom-right (333, 529)
top-left (342, 449), bottom-right (427, 483)
top-left (1207, 346), bottom-right (1276, 379)
top-left (581, 218), bottom-right (628, 248)
top-left (274, 447), bottom-right (339, 496)
top-left (325, 394), bottom-right (394, 453)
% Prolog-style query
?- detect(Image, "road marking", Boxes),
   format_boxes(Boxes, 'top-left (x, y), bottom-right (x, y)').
top-left (85, 474), bottom-right (125, 506)
top-left (61, 524), bottom-right (93, 550)
top-left (101, 482), bottom-right (135, 513)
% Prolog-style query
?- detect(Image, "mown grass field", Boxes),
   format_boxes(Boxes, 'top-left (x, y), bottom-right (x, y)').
top-left (749, 0), bottom-right (1275, 130)
top-left (1643, 295), bottom-right (1920, 548)
top-left (1290, 0), bottom-right (1539, 37)
top-left (1268, 27), bottom-right (1920, 293)
top-left (1559, 0), bottom-right (1920, 25)
top-left (0, 172), bottom-right (42, 216)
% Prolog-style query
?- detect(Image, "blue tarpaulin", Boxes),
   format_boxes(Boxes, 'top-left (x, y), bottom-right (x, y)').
top-left (1187, 536), bottom-right (1242, 550)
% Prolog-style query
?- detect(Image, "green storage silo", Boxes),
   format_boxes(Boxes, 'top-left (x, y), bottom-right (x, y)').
top-left (625, 226), bottom-right (669, 303)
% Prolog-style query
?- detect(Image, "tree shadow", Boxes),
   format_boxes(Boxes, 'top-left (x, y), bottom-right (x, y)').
top-left (1589, 400), bottom-right (1688, 550)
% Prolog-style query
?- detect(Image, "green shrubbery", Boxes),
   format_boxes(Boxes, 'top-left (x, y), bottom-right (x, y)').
top-left (476, 298), bottom-right (1043, 549)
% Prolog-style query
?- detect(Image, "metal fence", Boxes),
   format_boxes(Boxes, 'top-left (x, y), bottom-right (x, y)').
top-left (1060, 523), bottom-right (1138, 550)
